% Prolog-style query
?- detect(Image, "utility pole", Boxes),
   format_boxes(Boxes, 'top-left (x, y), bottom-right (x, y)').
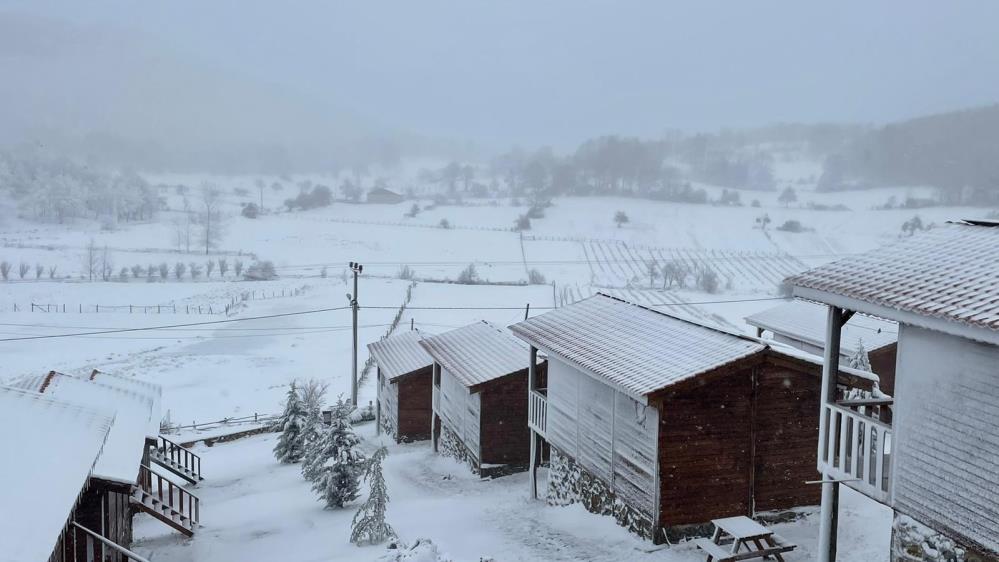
top-left (347, 261), bottom-right (363, 407)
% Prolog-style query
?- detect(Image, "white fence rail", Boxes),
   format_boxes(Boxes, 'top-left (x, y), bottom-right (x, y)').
top-left (818, 402), bottom-right (892, 503)
top-left (528, 389), bottom-right (547, 437)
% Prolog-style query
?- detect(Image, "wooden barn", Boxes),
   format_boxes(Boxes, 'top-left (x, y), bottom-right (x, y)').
top-left (789, 221), bottom-right (999, 561)
top-left (366, 187), bottom-right (405, 204)
top-left (419, 320), bottom-right (547, 477)
top-left (368, 330), bottom-right (435, 442)
top-left (746, 300), bottom-right (899, 394)
top-left (509, 294), bottom-right (878, 542)
top-left (10, 370), bottom-right (204, 559)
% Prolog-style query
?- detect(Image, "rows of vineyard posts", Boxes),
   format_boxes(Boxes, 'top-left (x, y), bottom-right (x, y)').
top-left (581, 240), bottom-right (806, 293)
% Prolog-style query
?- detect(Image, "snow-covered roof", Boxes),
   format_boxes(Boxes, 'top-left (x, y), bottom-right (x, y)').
top-left (367, 330), bottom-right (434, 382)
top-left (88, 370), bottom-right (162, 438)
top-left (786, 221), bottom-right (999, 340)
top-left (509, 293), bottom-right (767, 397)
top-left (419, 321), bottom-right (533, 389)
top-left (745, 300), bottom-right (897, 354)
top-left (10, 372), bottom-right (155, 484)
top-left (0, 386), bottom-right (112, 562)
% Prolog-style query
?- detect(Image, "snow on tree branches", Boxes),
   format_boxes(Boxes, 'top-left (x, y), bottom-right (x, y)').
top-left (273, 382), bottom-right (308, 464)
top-left (351, 446), bottom-right (396, 545)
top-left (849, 338), bottom-right (872, 372)
top-left (311, 397), bottom-right (365, 508)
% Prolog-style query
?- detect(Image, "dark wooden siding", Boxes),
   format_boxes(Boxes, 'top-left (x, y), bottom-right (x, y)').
top-left (396, 366), bottom-right (433, 441)
top-left (72, 478), bottom-right (135, 561)
top-left (478, 369), bottom-right (531, 466)
top-left (658, 364), bottom-right (755, 526)
top-left (752, 361), bottom-right (822, 512)
top-left (869, 342), bottom-right (897, 396)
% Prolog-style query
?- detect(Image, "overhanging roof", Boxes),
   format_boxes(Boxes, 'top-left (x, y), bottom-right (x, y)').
top-left (368, 330), bottom-right (434, 381)
top-left (419, 321), bottom-right (532, 390)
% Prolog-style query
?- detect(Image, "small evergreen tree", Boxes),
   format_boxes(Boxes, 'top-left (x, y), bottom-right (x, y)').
top-left (350, 447), bottom-right (396, 545)
top-left (849, 338), bottom-right (872, 372)
top-left (312, 398), bottom-right (364, 508)
top-left (273, 382), bottom-right (308, 463)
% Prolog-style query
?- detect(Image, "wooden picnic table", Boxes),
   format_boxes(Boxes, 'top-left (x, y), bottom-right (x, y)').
top-left (693, 516), bottom-right (796, 561)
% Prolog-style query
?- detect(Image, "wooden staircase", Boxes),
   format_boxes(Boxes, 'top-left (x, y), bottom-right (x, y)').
top-left (149, 435), bottom-right (204, 485)
top-left (131, 465), bottom-right (200, 537)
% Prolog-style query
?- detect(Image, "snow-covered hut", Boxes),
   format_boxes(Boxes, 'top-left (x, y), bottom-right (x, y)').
top-left (788, 220), bottom-right (999, 561)
top-left (746, 300), bottom-right (899, 394)
top-left (12, 370), bottom-right (201, 548)
top-left (419, 321), bottom-right (547, 477)
top-left (509, 294), bottom-right (878, 542)
top-left (365, 187), bottom-right (405, 204)
top-left (0, 386), bottom-right (113, 562)
top-left (368, 330), bottom-right (435, 442)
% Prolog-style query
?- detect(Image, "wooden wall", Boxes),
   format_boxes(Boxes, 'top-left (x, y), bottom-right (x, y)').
top-left (892, 325), bottom-right (999, 556)
top-left (479, 370), bottom-right (531, 465)
top-left (437, 366), bottom-right (481, 464)
top-left (396, 367), bottom-right (433, 442)
top-left (657, 355), bottom-right (823, 528)
top-left (869, 342), bottom-right (897, 396)
top-left (378, 368), bottom-right (400, 438)
top-left (545, 356), bottom-right (658, 517)
top-left (72, 478), bottom-right (134, 562)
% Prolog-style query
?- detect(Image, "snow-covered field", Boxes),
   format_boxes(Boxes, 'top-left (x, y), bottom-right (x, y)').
top-left (1, 172), bottom-right (977, 561)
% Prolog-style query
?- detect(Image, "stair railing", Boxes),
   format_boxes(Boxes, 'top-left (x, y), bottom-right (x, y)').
top-left (138, 464), bottom-right (201, 526)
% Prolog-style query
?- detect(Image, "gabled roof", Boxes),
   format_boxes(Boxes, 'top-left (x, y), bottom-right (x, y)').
top-left (368, 330), bottom-right (434, 381)
top-left (0, 386), bottom-right (112, 562)
top-left (419, 321), bottom-right (533, 390)
top-left (746, 300), bottom-right (897, 355)
top-left (88, 370), bottom-right (162, 438)
top-left (786, 222), bottom-right (999, 341)
top-left (10, 371), bottom-right (156, 484)
top-left (509, 294), bottom-right (767, 398)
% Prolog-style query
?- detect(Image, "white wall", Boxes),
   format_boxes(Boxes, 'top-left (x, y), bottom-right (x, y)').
top-left (893, 325), bottom-right (999, 554)
top-left (437, 366), bottom-right (481, 462)
top-left (546, 356), bottom-right (658, 516)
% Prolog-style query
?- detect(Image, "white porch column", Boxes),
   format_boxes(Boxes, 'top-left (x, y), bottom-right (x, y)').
top-left (431, 362), bottom-right (440, 453)
top-left (818, 306), bottom-right (845, 562)
top-left (528, 345), bottom-right (539, 500)
top-left (375, 369), bottom-right (381, 436)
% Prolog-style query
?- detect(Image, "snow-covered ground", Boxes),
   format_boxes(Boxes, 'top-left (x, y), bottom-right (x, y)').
top-left (131, 426), bottom-right (892, 562)
top-left (0, 174), bottom-right (968, 561)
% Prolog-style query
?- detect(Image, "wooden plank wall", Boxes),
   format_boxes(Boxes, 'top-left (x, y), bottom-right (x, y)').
top-left (378, 369), bottom-right (400, 438)
top-left (479, 371), bottom-right (531, 465)
top-left (396, 367), bottom-right (433, 441)
top-left (438, 367), bottom-right (481, 462)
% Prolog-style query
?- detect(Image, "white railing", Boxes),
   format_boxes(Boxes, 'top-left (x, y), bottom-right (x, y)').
top-left (528, 389), bottom-right (547, 437)
top-left (818, 402), bottom-right (892, 504)
top-left (432, 384), bottom-right (440, 413)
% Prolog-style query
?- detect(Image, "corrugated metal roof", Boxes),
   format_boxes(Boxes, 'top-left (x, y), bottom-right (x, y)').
top-left (0, 386), bottom-right (112, 562)
top-left (368, 330), bottom-right (434, 381)
top-left (10, 372), bottom-right (155, 484)
top-left (509, 294), bottom-right (766, 397)
top-left (746, 300), bottom-right (897, 354)
top-left (88, 370), bottom-right (162, 438)
top-left (786, 222), bottom-right (999, 333)
top-left (419, 321), bottom-right (532, 389)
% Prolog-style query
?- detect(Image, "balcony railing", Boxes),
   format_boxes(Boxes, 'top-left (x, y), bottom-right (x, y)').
top-left (818, 401), bottom-right (893, 504)
top-left (528, 389), bottom-right (547, 437)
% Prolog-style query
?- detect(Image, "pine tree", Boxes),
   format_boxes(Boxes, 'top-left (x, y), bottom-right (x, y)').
top-left (351, 447), bottom-right (396, 545)
top-left (849, 338), bottom-right (872, 372)
top-left (312, 398), bottom-right (365, 508)
top-left (273, 382), bottom-right (308, 463)
top-left (302, 400), bottom-right (342, 483)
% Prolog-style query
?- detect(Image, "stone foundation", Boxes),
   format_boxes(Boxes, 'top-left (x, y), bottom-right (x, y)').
top-left (892, 514), bottom-right (996, 562)
top-left (547, 446), bottom-right (656, 541)
top-left (438, 423), bottom-right (480, 474)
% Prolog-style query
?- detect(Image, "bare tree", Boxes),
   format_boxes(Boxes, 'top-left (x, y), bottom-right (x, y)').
top-left (0, 261), bottom-right (10, 281)
top-left (189, 262), bottom-right (202, 279)
top-left (83, 238), bottom-right (99, 281)
top-left (199, 184), bottom-right (226, 255)
top-left (173, 196), bottom-right (195, 253)
top-left (661, 260), bottom-right (688, 289)
top-left (206, 260), bottom-right (216, 278)
top-left (18, 262), bottom-right (29, 279)
top-left (34, 263), bottom-right (44, 280)
top-left (147, 264), bottom-right (157, 278)
top-left (159, 262), bottom-right (169, 279)
top-left (131, 264), bottom-right (143, 278)
top-left (174, 262), bottom-right (186, 280)
top-left (234, 259), bottom-right (244, 277)
top-left (645, 260), bottom-right (658, 289)
top-left (100, 246), bottom-right (114, 281)
top-left (118, 267), bottom-right (130, 282)
top-left (47, 265), bottom-right (57, 280)
top-left (217, 258), bottom-right (229, 277)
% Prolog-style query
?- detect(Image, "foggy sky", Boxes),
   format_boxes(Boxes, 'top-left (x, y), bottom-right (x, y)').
top-left (4, 1), bottom-right (999, 150)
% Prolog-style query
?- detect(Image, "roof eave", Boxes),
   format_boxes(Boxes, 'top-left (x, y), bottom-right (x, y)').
top-left (792, 286), bottom-right (999, 347)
